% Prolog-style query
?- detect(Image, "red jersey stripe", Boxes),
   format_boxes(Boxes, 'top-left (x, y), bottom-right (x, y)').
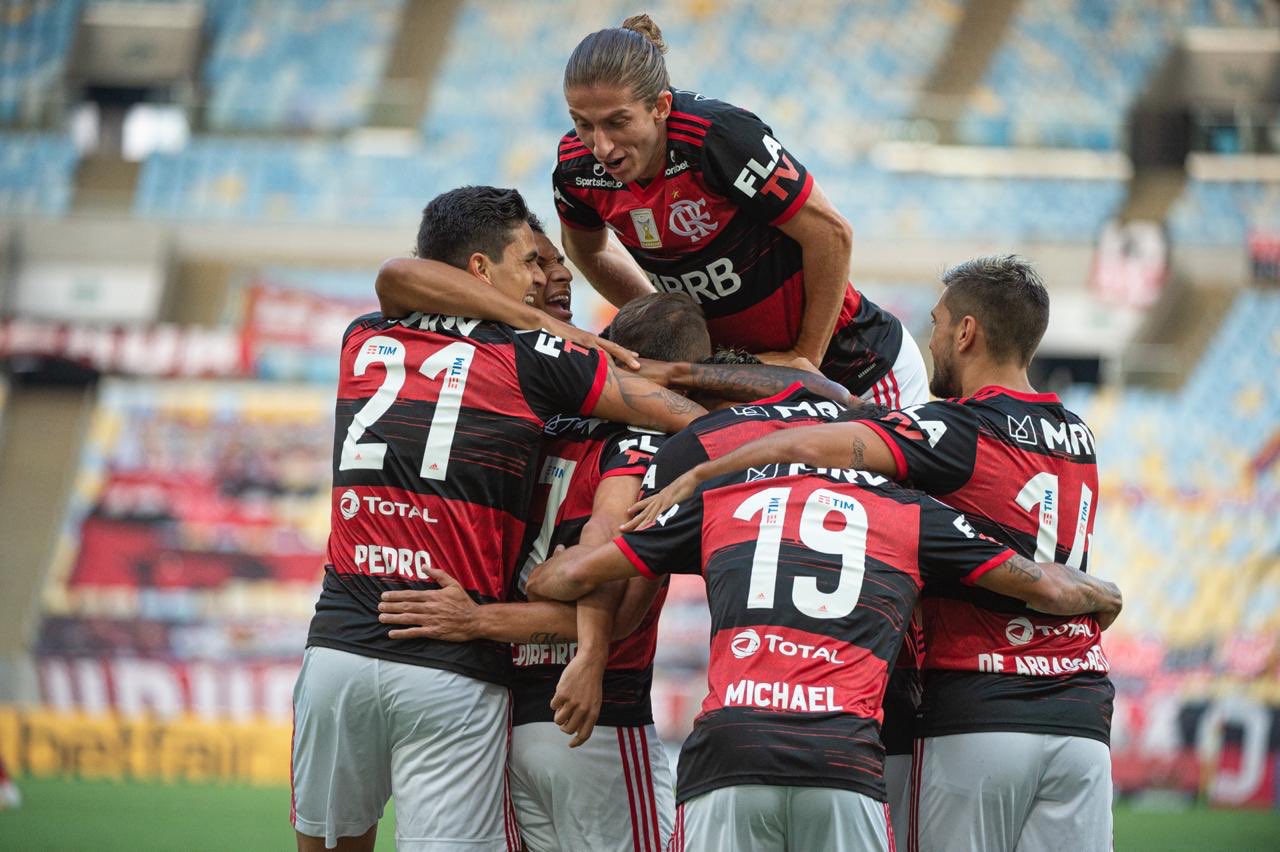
top-left (769, 171), bottom-right (815, 227)
top-left (752, 381), bottom-right (806, 406)
top-left (666, 131), bottom-right (705, 147)
top-left (863, 420), bottom-right (908, 480)
top-left (669, 110), bottom-right (712, 127)
top-left (666, 118), bottom-right (708, 136)
top-left (579, 355), bottom-right (608, 415)
top-left (616, 536), bottom-right (659, 580)
top-left (962, 549), bottom-right (1016, 586)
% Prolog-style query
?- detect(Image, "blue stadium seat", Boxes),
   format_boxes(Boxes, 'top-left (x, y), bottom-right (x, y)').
top-left (0, 131), bottom-right (78, 215)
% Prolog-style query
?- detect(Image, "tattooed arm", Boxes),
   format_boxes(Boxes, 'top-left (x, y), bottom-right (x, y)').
top-left (588, 363), bottom-right (707, 433)
top-left (633, 359), bottom-right (853, 407)
top-left (624, 422), bottom-right (898, 531)
top-left (976, 554), bottom-right (1123, 629)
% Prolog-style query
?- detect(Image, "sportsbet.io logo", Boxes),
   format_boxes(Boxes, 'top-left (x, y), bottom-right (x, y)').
top-left (731, 628), bottom-right (761, 659)
top-left (339, 489), bottom-right (360, 520)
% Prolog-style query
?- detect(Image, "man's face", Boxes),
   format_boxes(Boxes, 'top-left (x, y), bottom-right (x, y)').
top-left (532, 232), bottom-right (573, 324)
top-left (928, 297), bottom-right (962, 399)
top-left (484, 224), bottom-right (546, 303)
top-left (566, 85), bottom-right (671, 184)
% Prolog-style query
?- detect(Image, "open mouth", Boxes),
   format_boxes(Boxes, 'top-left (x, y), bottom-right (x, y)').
top-left (602, 156), bottom-right (625, 175)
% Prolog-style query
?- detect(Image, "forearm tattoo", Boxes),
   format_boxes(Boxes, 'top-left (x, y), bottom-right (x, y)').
top-left (1002, 555), bottom-right (1044, 583)
top-left (849, 436), bottom-right (866, 468)
top-left (613, 370), bottom-right (701, 419)
top-left (528, 631), bottom-right (566, 645)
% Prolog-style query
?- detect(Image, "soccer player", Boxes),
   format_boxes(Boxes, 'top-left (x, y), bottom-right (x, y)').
top-left (527, 465), bottom-right (1122, 852)
top-left (291, 186), bottom-right (705, 852)
top-left (553, 15), bottom-right (927, 406)
top-left (0, 755), bottom-right (19, 810)
top-left (380, 292), bottom-right (713, 852)
top-left (631, 256), bottom-right (1115, 852)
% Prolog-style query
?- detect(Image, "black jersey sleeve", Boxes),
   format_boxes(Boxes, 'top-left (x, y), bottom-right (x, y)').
top-left (916, 495), bottom-right (1015, 587)
top-left (615, 487), bottom-right (706, 579)
top-left (552, 155), bottom-right (606, 231)
top-left (699, 107), bottom-right (814, 227)
top-left (861, 401), bottom-right (980, 494)
top-left (512, 329), bottom-right (608, 422)
top-left (600, 429), bottom-right (668, 480)
top-left (639, 427), bottom-right (711, 497)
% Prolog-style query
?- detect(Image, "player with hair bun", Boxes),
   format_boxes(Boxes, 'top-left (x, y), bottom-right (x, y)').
top-left (554, 14), bottom-right (928, 413)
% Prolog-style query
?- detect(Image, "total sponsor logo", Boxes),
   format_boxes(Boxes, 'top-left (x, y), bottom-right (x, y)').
top-left (1004, 616), bottom-right (1096, 647)
top-left (729, 628), bottom-right (845, 664)
top-left (976, 644), bottom-right (1110, 676)
top-left (338, 489), bottom-right (439, 524)
top-left (354, 544), bottom-right (433, 579)
top-left (512, 641), bottom-right (577, 667)
top-left (724, 679), bottom-right (844, 712)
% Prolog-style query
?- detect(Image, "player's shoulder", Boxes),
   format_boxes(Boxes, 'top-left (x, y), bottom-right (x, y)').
top-left (555, 129), bottom-right (598, 173)
top-left (341, 311), bottom-right (394, 344)
top-left (670, 89), bottom-right (758, 128)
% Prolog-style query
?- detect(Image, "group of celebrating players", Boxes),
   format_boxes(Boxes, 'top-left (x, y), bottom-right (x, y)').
top-left (290, 15), bottom-right (1124, 852)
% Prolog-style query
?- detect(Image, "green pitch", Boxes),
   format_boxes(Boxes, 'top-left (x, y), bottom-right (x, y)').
top-left (1, 778), bottom-right (1278, 851)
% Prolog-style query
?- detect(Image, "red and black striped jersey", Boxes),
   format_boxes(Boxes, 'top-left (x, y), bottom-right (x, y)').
top-left (642, 382), bottom-right (847, 495)
top-left (307, 312), bottom-right (606, 683)
top-left (509, 421), bottom-right (669, 727)
top-left (862, 386), bottom-right (1112, 743)
top-left (616, 465), bottom-right (1013, 803)
top-left (641, 383), bottom-right (922, 754)
top-left (553, 89), bottom-right (903, 395)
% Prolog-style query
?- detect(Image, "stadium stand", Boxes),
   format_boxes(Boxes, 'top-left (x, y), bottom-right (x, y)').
top-left (0, 131), bottom-right (78, 215)
top-left (0, 0), bottom-right (81, 126)
top-left (202, 0), bottom-right (404, 131)
top-left (957, 0), bottom-right (1270, 149)
top-left (1166, 178), bottom-right (1280, 245)
top-left (1062, 289), bottom-right (1280, 645)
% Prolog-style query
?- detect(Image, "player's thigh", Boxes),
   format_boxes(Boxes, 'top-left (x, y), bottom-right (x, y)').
top-left (509, 723), bottom-right (672, 852)
top-left (883, 753), bottom-right (912, 848)
top-left (918, 732), bottom-right (1042, 852)
top-left (673, 785), bottom-right (787, 852)
top-left (788, 786), bottom-right (891, 852)
top-left (382, 663), bottom-right (511, 852)
top-left (290, 647), bottom-right (391, 847)
top-left (1015, 737), bottom-right (1112, 852)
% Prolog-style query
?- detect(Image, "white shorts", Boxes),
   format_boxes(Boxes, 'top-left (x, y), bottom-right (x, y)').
top-left (862, 331), bottom-right (929, 409)
top-left (672, 784), bottom-right (891, 852)
top-left (884, 753), bottom-right (912, 847)
top-left (914, 732), bottom-right (1112, 852)
top-left (291, 646), bottom-right (514, 851)
top-left (508, 721), bottom-right (674, 852)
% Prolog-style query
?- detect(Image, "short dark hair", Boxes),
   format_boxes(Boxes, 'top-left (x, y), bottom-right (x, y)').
top-left (700, 348), bottom-right (762, 366)
top-left (415, 186), bottom-right (530, 270)
top-left (940, 255), bottom-right (1050, 366)
top-left (526, 211), bottom-right (546, 235)
top-left (603, 292), bottom-right (710, 362)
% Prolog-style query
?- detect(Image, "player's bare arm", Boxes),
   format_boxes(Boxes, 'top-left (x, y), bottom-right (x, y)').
top-left (590, 363), bottom-right (707, 433)
top-left (551, 474), bottom-right (638, 746)
top-left (623, 421), bottom-right (897, 530)
top-left (976, 554), bottom-right (1124, 629)
top-left (629, 358), bottom-right (853, 407)
top-left (561, 224), bottom-right (655, 306)
top-left (526, 541), bottom-right (638, 603)
top-left (374, 257), bottom-right (640, 368)
top-left (758, 181), bottom-right (852, 367)
top-left (378, 569), bottom-right (578, 643)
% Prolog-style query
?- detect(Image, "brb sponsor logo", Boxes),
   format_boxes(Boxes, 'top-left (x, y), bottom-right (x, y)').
top-left (729, 628), bottom-right (845, 664)
top-left (646, 257), bottom-right (741, 304)
top-left (1005, 616), bottom-right (1096, 647)
top-left (339, 491), bottom-right (440, 525)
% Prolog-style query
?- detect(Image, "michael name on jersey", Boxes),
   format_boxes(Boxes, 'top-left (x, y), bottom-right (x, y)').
top-left (724, 679), bottom-right (844, 712)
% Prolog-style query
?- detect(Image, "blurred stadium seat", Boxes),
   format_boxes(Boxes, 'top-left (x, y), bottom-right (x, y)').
top-left (1167, 178), bottom-right (1280, 245)
top-left (0, 131), bottom-right (77, 215)
top-left (0, 0), bottom-right (81, 125)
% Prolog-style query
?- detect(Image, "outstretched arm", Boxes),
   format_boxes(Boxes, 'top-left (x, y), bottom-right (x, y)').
top-left (632, 359), bottom-right (853, 407)
top-left (588, 365), bottom-right (707, 434)
top-left (562, 226), bottom-right (654, 307)
top-left (976, 554), bottom-right (1123, 630)
top-left (375, 257), bottom-right (640, 368)
top-left (526, 541), bottom-right (639, 603)
top-left (624, 421), bottom-right (897, 530)
top-left (760, 182), bottom-right (853, 367)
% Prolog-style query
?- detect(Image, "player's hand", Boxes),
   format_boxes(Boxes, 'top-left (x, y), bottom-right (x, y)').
top-left (622, 470), bottom-right (701, 532)
top-left (378, 568), bottom-right (479, 641)
top-left (550, 650), bottom-right (607, 748)
top-left (620, 357), bottom-right (676, 384)
top-left (755, 349), bottom-right (820, 374)
top-left (542, 316), bottom-right (640, 371)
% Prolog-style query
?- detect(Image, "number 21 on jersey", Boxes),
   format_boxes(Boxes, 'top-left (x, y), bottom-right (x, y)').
top-left (339, 334), bottom-right (475, 481)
